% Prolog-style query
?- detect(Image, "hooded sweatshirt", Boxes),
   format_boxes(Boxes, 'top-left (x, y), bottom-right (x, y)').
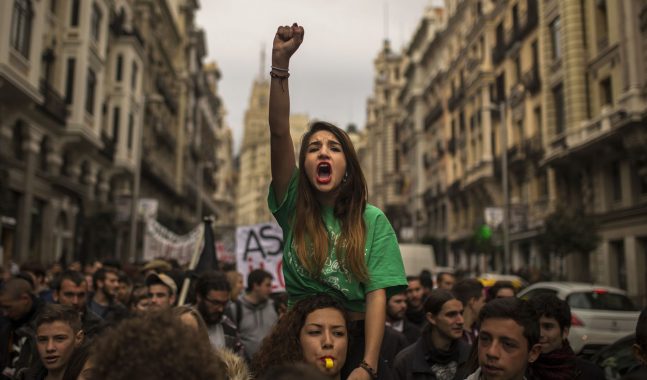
top-left (236, 295), bottom-right (278, 357)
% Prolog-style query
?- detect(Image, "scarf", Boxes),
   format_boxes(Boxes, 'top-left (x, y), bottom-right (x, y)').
top-left (530, 341), bottom-right (577, 380)
top-left (423, 327), bottom-right (462, 380)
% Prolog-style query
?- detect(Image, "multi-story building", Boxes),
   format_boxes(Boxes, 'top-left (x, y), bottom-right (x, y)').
top-left (368, 0), bottom-right (647, 304)
top-left (365, 40), bottom-right (408, 237)
top-left (540, 0), bottom-right (647, 303)
top-left (236, 72), bottom-right (308, 226)
top-left (0, 0), bottom-right (232, 265)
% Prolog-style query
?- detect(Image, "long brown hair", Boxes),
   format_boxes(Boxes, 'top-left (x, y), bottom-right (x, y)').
top-left (293, 121), bottom-right (369, 283)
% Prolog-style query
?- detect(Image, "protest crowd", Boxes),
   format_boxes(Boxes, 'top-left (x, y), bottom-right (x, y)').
top-left (2, 22), bottom-right (647, 380)
top-left (1, 257), bottom-right (646, 380)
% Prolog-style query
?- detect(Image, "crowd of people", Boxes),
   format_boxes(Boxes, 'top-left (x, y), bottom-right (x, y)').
top-left (1, 260), bottom-right (646, 380)
top-left (2, 21), bottom-right (647, 380)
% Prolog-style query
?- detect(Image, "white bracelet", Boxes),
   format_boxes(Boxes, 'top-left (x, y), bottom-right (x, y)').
top-left (271, 65), bottom-right (289, 72)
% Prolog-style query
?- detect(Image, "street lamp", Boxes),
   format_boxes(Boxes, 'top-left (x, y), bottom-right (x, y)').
top-left (484, 101), bottom-right (510, 274)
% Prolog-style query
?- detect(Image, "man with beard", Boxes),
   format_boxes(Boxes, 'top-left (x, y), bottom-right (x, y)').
top-left (405, 276), bottom-right (427, 328)
top-left (52, 271), bottom-right (103, 338)
top-left (529, 294), bottom-right (604, 380)
top-left (194, 271), bottom-right (245, 357)
top-left (87, 268), bottom-right (127, 323)
top-left (386, 290), bottom-right (421, 345)
top-left (394, 289), bottom-right (470, 380)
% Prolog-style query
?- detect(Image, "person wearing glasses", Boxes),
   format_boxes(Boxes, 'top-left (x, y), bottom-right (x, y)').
top-left (194, 271), bottom-right (245, 357)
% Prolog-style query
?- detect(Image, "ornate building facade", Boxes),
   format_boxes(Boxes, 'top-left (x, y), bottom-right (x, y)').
top-left (0, 0), bottom-right (233, 265)
top-left (366, 0), bottom-right (647, 305)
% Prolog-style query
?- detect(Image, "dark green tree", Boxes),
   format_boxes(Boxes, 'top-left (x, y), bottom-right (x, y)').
top-left (538, 208), bottom-right (600, 278)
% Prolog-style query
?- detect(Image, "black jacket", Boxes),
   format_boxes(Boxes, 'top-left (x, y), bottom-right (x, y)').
top-left (0, 297), bottom-right (43, 379)
top-left (574, 357), bottom-right (605, 380)
top-left (381, 326), bottom-right (410, 369)
top-left (402, 320), bottom-right (422, 345)
top-left (393, 334), bottom-right (470, 380)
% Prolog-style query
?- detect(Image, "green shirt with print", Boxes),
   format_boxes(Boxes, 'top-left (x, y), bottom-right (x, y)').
top-left (268, 169), bottom-right (407, 312)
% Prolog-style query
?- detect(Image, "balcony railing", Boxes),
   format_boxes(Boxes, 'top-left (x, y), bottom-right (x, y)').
top-left (522, 66), bottom-right (541, 94)
top-left (156, 77), bottom-right (179, 115)
top-left (100, 131), bottom-right (116, 161)
top-left (39, 80), bottom-right (68, 124)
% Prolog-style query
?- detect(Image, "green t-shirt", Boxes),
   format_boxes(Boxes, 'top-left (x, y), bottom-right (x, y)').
top-left (268, 169), bottom-right (407, 312)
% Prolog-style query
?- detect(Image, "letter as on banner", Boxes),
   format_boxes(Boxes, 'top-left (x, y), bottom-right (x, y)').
top-left (236, 223), bottom-right (284, 292)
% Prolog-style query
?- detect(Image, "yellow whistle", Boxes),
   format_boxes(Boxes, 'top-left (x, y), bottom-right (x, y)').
top-left (324, 358), bottom-right (334, 369)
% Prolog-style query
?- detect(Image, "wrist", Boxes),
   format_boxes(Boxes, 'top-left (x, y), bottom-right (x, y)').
top-left (359, 360), bottom-right (377, 379)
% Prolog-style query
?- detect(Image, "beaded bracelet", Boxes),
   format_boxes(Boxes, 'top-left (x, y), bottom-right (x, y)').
top-left (359, 360), bottom-right (378, 380)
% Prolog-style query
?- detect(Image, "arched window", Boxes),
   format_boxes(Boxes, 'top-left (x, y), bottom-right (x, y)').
top-left (10, 0), bottom-right (33, 58)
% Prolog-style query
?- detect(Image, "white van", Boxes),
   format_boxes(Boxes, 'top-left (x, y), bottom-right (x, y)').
top-left (399, 244), bottom-right (436, 276)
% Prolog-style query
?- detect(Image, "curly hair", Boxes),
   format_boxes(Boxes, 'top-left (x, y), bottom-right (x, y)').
top-left (90, 310), bottom-right (225, 380)
top-left (251, 294), bottom-right (349, 376)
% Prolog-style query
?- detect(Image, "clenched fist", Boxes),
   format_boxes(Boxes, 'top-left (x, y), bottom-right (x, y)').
top-left (272, 23), bottom-right (304, 69)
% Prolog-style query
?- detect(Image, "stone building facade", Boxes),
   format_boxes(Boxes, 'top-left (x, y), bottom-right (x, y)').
top-left (236, 72), bottom-right (308, 226)
top-left (366, 0), bottom-right (647, 305)
top-left (0, 0), bottom-right (233, 265)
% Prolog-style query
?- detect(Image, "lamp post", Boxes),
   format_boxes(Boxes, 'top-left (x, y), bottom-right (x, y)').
top-left (485, 101), bottom-right (511, 274)
top-left (499, 101), bottom-right (511, 275)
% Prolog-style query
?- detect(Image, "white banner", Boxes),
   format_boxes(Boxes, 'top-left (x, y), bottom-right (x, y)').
top-left (143, 220), bottom-right (203, 265)
top-left (236, 223), bottom-right (285, 292)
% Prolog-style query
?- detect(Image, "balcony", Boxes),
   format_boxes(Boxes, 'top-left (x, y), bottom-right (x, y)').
top-left (522, 67), bottom-right (541, 95)
top-left (100, 131), bottom-right (116, 161)
top-left (38, 80), bottom-right (68, 125)
top-left (492, 43), bottom-right (505, 65)
top-left (519, 0), bottom-right (539, 39)
top-left (424, 104), bottom-right (443, 131)
top-left (156, 77), bottom-right (179, 115)
top-left (448, 88), bottom-right (464, 111)
top-left (523, 134), bottom-right (544, 160)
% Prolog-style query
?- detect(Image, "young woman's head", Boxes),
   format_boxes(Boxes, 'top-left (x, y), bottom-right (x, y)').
top-left (294, 121), bottom-right (369, 282)
top-left (253, 294), bottom-right (349, 379)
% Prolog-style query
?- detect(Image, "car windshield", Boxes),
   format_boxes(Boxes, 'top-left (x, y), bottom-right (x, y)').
top-left (566, 291), bottom-right (637, 311)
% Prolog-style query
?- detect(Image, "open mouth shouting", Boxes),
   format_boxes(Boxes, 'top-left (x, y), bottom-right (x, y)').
top-left (316, 162), bottom-right (332, 184)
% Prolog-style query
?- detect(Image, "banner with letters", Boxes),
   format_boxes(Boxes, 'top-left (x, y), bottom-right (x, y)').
top-left (236, 222), bottom-right (285, 292)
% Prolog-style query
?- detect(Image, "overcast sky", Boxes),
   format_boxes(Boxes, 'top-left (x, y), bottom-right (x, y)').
top-left (196, 0), bottom-right (438, 153)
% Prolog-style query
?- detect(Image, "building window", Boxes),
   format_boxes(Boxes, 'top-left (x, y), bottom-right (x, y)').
top-left (611, 161), bottom-right (622, 202)
top-left (640, 173), bottom-right (647, 196)
top-left (70, 0), bottom-right (80, 27)
top-left (550, 17), bottom-right (561, 60)
top-left (553, 84), bottom-right (565, 135)
top-left (91, 3), bottom-right (102, 42)
top-left (127, 113), bottom-right (134, 149)
top-left (514, 55), bottom-right (522, 84)
top-left (600, 77), bottom-right (613, 107)
top-left (64, 58), bottom-right (76, 105)
top-left (12, 122), bottom-right (24, 160)
top-left (596, 0), bottom-right (609, 48)
top-left (131, 62), bottom-right (138, 89)
top-left (50, 0), bottom-right (57, 13)
top-left (10, 0), bottom-right (33, 58)
top-left (115, 54), bottom-right (123, 82)
top-left (85, 68), bottom-right (96, 115)
top-left (112, 107), bottom-right (120, 140)
top-left (610, 240), bottom-right (627, 290)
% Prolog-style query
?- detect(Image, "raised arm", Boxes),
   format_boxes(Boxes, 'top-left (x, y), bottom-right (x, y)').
top-left (269, 23), bottom-right (304, 202)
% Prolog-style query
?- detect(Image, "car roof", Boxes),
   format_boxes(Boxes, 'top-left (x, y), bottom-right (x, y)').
top-left (523, 282), bottom-right (628, 294)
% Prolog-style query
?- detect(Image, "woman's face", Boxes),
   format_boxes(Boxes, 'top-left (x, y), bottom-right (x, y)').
top-left (299, 307), bottom-right (348, 378)
top-left (303, 130), bottom-right (347, 206)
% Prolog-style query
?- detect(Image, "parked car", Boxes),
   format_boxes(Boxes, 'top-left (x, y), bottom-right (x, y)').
top-left (517, 282), bottom-right (640, 357)
top-left (590, 334), bottom-right (643, 380)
